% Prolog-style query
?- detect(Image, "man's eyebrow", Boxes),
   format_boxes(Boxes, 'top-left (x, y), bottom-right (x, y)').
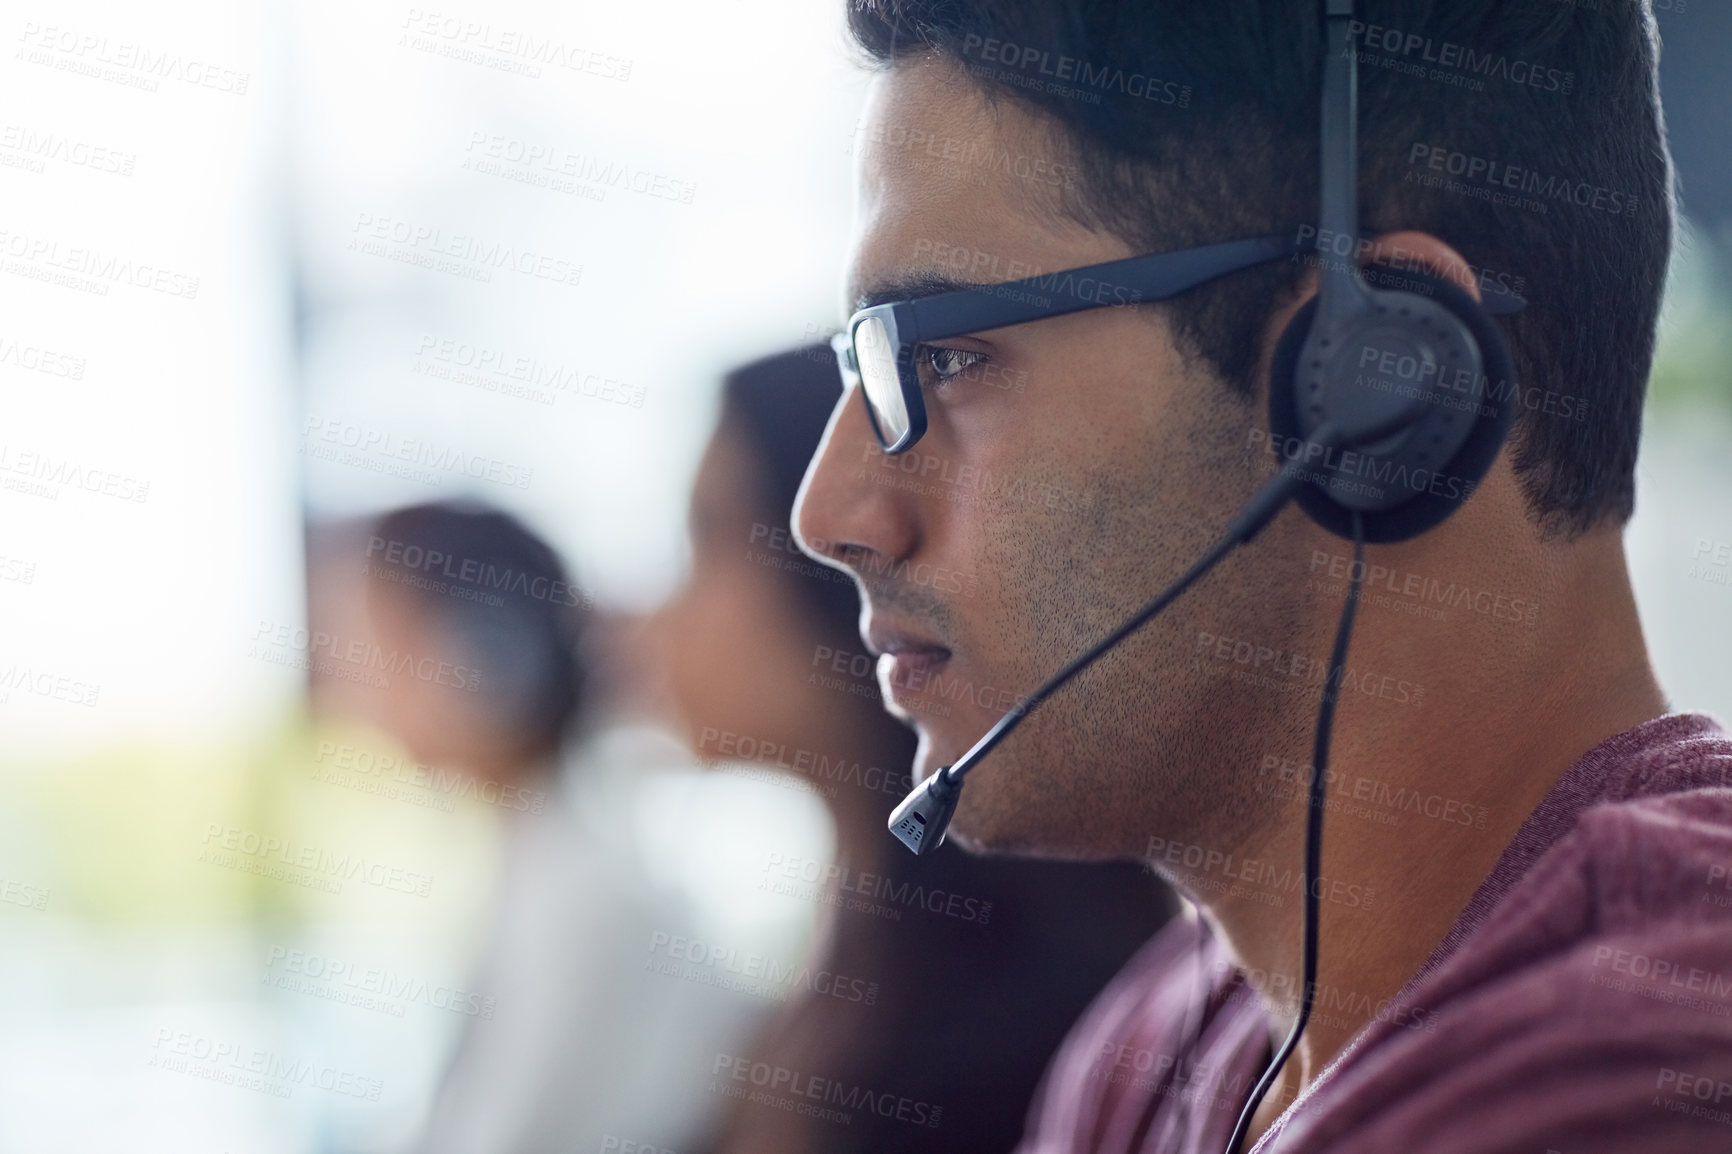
top-left (854, 272), bottom-right (992, 312)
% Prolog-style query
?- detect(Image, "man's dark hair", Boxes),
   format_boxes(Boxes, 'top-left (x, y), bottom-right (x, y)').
top-left (369, 501), bottom-right (588, 761)
top-left (848, 0), bottom-right (1675, 538)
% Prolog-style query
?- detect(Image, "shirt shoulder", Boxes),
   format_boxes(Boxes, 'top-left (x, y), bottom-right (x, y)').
top-left (1274, 719), bottom-right (1732, 1154)
top-left (1276, 917), bottom-right (1732, 1154)
top-left (1016, 914), bottom-right (1232, 1152)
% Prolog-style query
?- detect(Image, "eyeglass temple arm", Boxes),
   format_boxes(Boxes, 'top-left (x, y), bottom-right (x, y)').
top-left (890, 232), bottom-right (1523, 344)
top-left (899, 235), bottom-right (1298, 342)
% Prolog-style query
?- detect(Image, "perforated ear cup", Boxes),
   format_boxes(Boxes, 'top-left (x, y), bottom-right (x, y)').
top-left (1266, 270), bottom-right (1520, 544)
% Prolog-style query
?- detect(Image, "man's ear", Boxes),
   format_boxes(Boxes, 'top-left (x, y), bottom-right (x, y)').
top-left (1252, 229), bottom-right (1482, 403)
top-left (1359, 231), bottom-right (1483, 304)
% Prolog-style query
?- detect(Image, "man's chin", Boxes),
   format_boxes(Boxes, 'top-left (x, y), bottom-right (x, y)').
top-left (908, 731), bottom-right (1089, 857)
top-left (942, 787), bottom-right (1046, 857)
top-left (939, 769), bottom-right (1122, 862)
top-left (937, 816), bottom-right (1003, 856)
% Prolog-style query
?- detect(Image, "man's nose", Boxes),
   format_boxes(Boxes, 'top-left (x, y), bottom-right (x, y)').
top-left (793, 382), bottom-right (919, 576)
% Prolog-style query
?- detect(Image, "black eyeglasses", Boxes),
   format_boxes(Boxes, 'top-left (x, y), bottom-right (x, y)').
top-left (832, 232), bottom-right (1526, 454)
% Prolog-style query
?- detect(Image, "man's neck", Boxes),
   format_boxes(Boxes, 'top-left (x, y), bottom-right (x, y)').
top-left (1182, 529), bottom-right (1667, 1143)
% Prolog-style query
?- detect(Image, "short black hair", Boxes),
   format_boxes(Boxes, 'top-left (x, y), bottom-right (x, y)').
top-left (848, 0), bottom-right (1675, 537)
top-left (368, 501), bottom-right (588, 761)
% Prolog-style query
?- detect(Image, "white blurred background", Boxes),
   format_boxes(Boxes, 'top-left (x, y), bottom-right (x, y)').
top-left (0, 0), bottom-right (1726, 1150)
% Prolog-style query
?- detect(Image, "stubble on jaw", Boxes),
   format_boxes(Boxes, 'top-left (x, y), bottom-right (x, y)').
top-left (942, 335), bottom-right (1325, 865)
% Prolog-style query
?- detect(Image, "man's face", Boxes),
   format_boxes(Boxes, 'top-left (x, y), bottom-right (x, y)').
top-left (794, 56), bottom-right (1315, 860)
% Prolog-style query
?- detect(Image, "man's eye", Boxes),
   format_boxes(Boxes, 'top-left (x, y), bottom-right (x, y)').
top-left (917, 345), bottom-right (987, 389)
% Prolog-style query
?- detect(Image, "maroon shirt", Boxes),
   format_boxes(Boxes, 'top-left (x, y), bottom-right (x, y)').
top-left (1017, 712), bottom-right (1732, 1153)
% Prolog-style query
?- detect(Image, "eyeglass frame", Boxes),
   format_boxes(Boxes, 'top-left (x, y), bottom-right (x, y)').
top-left (832, 232), bottom-right (1527, 454)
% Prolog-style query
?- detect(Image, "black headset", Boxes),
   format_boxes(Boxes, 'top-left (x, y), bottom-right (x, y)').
top-left (1271, 2), bottom-right (1518, 547)
top-left (885, 1), bottom-right (1522, 1151)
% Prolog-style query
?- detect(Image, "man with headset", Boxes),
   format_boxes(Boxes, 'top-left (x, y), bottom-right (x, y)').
top-left (793, 1), bottom-right (1732, 1151)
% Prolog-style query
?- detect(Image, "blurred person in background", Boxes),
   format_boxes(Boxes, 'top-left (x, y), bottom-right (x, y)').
top-left (308, 501), bottom-right (732, 1154)
top-left (634, 344), bottom-right (1177, 1153)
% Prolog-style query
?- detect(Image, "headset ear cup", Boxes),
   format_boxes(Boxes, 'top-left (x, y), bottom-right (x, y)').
top-left (1266, 271), bottom-right (1521, 544)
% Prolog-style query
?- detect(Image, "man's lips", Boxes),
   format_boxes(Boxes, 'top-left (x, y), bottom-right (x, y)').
top-left (881, 647), bottom-right (950, 690)
top-left (866, 625), bottom-right (952, 702)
